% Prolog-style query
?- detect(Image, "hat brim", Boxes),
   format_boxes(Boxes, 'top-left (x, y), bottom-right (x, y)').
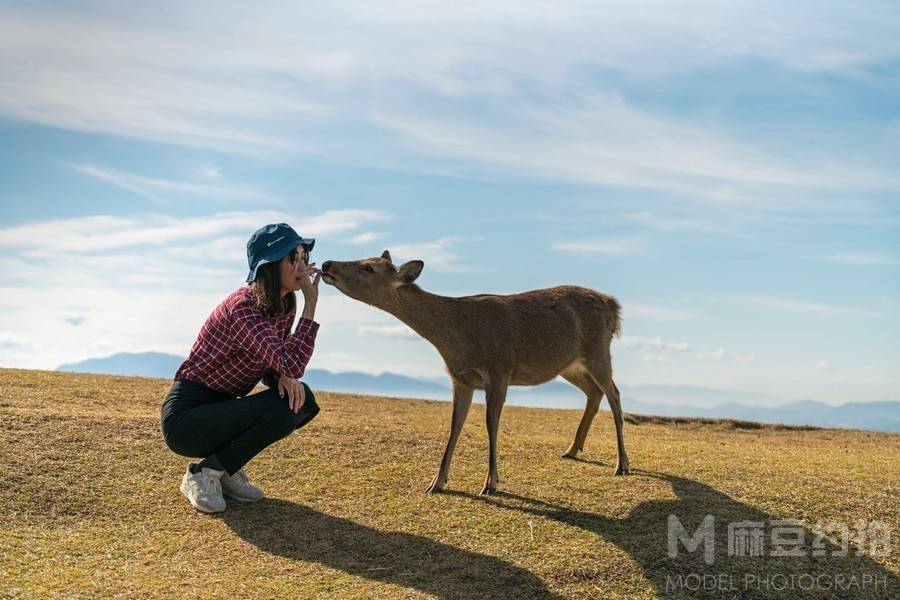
top-left (245, 237), bottom-right (315, 282)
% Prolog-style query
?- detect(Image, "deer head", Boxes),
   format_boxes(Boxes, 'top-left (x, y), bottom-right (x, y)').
top-left (321, 250), bottom-right (424, 307)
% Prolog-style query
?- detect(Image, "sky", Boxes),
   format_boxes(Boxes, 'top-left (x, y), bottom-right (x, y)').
top-left (0, 1), bottom-right (898, 405)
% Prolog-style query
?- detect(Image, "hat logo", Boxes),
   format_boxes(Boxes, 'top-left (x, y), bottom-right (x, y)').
top-left (266, 236), bottom-right (285, 247)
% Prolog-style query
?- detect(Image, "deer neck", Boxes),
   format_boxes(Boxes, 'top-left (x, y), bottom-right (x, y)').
top-left (382, 285), bottom-right (453, 345)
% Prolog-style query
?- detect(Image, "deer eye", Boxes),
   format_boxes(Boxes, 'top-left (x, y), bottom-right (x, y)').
top-left (363, 265), bottom-right (375, 273)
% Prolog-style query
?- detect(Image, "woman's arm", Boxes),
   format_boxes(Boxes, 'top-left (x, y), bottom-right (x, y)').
top-left (300, 296), bottom-right (317, 322)
top-left (232, 301), bottom-right (319, 379)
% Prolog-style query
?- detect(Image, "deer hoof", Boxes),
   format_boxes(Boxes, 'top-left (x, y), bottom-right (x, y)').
top-left (614, 462), bottom-right (631, 476)
top-left (479, 484), bottom-right (497, 496)
top-left (426, 477), bottom-right (446, 494)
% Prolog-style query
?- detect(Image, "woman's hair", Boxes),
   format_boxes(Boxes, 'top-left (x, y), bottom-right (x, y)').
top-left (250, 249), bottom-right (299, 318)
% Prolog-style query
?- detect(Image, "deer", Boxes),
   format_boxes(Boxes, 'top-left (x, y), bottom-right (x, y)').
top-left (320, 251), bottom-right (629, 495)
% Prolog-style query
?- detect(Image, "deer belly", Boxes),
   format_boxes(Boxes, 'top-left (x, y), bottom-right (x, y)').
top-left (449, 368), bottom-right (487, 389)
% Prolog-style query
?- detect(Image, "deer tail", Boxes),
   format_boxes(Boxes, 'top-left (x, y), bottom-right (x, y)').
top-left (606, 295), bottom-right (622, 339)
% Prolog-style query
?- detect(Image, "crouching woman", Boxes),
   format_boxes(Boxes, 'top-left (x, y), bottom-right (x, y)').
top-left (160, 223), bottom-right (322, 514)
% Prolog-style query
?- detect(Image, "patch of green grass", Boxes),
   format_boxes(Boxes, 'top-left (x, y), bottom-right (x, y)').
top-left (1, 368), bottom-right (898, 598)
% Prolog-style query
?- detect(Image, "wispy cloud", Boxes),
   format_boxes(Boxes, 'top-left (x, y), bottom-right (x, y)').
top-left (1, 4), bottom-right (898, 199)
top-left (818, 251), bottom-right (898, 266)
top-left (618, 335), bottom-right (755, 365)
top-left (552, 238), bottom-right (645, 256)
top-left (69, 163), bottom-right (276, 204)
top-left (346, 232), bottom-right (387, 245)
top-left (624, 303), bottom-right (698, 321)
top-left (357, 324), bottom-right (419, 340)
top-left (389, 236), bottom-right (476, 273)
top-left (740, 295), bottom-right (884, 318)
top-left (200, 164), bottom-right (222, 179)
top-left (0, 209), bottom-right (388, 255)
top-left (622, 211), bottom-right (725, 234)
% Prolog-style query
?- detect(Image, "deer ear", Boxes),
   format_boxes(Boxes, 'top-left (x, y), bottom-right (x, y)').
top-left (398, 260), bottom-right (424, 283)
top-left (381, 250), bottom-right (392, 263)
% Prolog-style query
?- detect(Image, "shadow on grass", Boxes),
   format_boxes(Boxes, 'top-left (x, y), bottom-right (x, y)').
top-left (448, 471), bottom-right (899, 599)
top-left (562, 456), bottom-right (611, 468)
top-left (221, 498), bottom-right (560, 599)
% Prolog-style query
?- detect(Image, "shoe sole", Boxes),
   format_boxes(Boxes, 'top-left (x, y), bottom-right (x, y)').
top-left (222, 489), bottom-right (264, 503)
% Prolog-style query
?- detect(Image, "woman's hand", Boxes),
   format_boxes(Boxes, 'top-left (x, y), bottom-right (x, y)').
top-left (293, 260), bottom-right (322, 303)
top-left (277, 374), bottom-right (306, 413)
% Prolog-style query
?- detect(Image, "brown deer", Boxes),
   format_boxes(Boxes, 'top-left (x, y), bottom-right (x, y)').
top-left (321, 251), bottom-right (629, 495)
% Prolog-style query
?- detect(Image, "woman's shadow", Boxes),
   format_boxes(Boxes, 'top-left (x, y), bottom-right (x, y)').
top-left (454, 471), bottom-right (899, 599)
top-left (221, 498), bottom-right (560, 599)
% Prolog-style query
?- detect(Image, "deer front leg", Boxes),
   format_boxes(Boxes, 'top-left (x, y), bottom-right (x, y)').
top-left (426, 382), bottom-right (474, 494)
top-left (481, 378), bottom-right (509, 496)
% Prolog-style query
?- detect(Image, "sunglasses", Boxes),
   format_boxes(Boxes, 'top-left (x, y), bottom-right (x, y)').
top-left (289, 247), bottom-right (311, 265)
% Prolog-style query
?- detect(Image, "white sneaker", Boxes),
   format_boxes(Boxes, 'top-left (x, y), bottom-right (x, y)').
top-left (179, 465), bottom-right (226, 514)
top-left (220, 467), bottom-right (265, 502)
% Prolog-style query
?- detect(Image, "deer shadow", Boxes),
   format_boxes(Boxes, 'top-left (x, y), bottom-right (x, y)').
top-left (448, 471), bottom-right (898, 599)
top-left (221, 498), bottom-right (560, 600)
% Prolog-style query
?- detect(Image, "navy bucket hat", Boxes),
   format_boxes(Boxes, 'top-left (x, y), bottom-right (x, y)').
top-left (246, 223), bottom-right (315, 283)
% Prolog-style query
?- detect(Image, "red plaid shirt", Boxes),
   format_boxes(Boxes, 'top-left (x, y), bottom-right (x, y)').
top-left (174, 285), bottom-right (319, 397)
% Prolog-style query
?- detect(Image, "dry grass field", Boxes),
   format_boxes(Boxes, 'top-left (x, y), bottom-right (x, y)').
top-left (1, 368), bottom-right (898, 598)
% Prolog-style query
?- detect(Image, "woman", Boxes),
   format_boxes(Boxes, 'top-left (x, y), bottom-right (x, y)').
top-left (160, 223), bottom-right (322, 514)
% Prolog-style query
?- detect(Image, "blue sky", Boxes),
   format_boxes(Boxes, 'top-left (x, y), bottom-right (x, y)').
top-left (0, 1), bottom-right (898, 405)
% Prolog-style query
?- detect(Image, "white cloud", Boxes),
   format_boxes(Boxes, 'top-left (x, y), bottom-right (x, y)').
top-left (0, 285), bottom-right (221, 369)
top-left (346, 232), bottom-right (386, 245)
top-left (357, 324), bottom-right (419, 340)
top-left (200, 164), bottom-right (222, 179)
top-left (552, 238), bottom-right (645, 256)
top-left (816, 360), bottom-right (837, 373)
top-left (0, 331), bottom-right (32, 350)
top-left (0, 208), bottom-right (392, 368)
top-left (389, 236), bottom-right (474, 273)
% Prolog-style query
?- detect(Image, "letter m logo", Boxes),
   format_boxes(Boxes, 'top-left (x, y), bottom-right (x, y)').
top-left (668, 514), bottom-right (715, 565)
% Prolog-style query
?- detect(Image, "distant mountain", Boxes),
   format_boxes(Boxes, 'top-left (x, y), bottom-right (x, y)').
top-left (57, 352), bottom-right (184, 379)
top-left (55, 352), bottom-right (449, 399)
top-left (615, 399), bottom-right (900, 433)
top-left (301, 369), bottom-right (448, 398)
top-left (54, 352), bottom-right (900, 432)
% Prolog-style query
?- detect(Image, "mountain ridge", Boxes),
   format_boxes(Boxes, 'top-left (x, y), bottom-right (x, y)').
top-left (53, 351), bottom-right (900, 432)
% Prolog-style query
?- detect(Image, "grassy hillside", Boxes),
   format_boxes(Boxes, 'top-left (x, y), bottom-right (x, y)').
top-left (1, 368), bottom-right (898, 599)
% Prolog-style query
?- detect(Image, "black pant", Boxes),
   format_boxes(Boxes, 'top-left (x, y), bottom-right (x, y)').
top-left (160, 379), bottom-right (319, 475)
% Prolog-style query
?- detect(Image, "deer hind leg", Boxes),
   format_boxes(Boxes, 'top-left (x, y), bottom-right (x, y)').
top-left (604, 381), bottom-right (630, 475)
top-left (587, 352), bottom-right (630, 476)
top-left (561, 366), bottom-right (605, 459)
top-left (481, 376), bottom-right (509, 496)
top-left (426, 382), bottom-right (474, 494)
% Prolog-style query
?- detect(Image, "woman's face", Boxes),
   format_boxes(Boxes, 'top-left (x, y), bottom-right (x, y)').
top-left (279, 245), bottom-right (310, 293)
